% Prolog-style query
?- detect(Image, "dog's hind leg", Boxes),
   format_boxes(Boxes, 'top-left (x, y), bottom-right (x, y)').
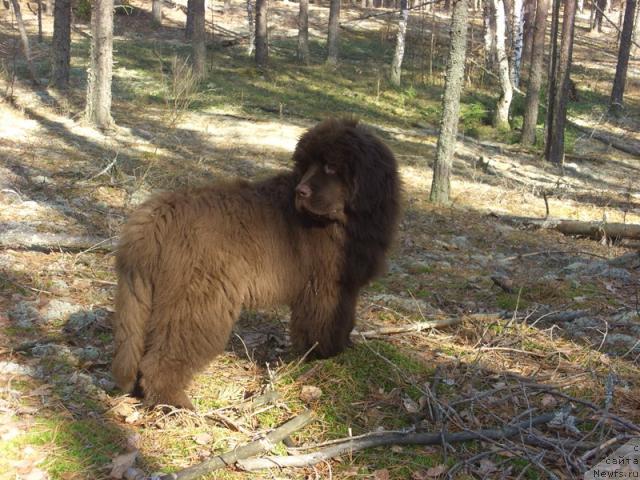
top-left (138, 292), bottom-right (238, 409)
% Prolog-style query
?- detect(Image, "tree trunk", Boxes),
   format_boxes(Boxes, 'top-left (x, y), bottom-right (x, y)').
top-left (609, 0), bottom-right (636, 114)
top-left (545, 0), bottom-right (577, 163)
top-left (9, 0), bottom-right (39, 84)
top-left (86, 0), bottom-right (114, 129)
top-left (255, 0), bottom-right (268, 67)
top-left (192, 0), bottom-right (206, 77)
top-left (186, 0), bottom-right (195, 39)
top-left (390, 0), bottom-right (409, 85)
top-left (521, 0), bottom-right (549, 145)
top-left (326, 0), bottom-right (341, 64)
top-left (520, 0), bottom-right (536, 83)
top-left (511, 0), bottom-right (525, 87)
top-left (37, 0), bottom-right (43, 42)
top-left (297, 0), bottom-right (310, 63)
top-left (51, 0), bottom-right (71, 89)
top-left (152, 0), bottom-right (163, 24)
top-left (591, 0), bottom-right (607, 31)
top-left (247, 0), bottom-right (255, 55)
top-left (544, 0), bottom-right (560, 155)
top-left (493, 0), bottom-right (513, 129)
top-left (430, 0), bottom-right (469, 204)
top-left (484, 0), bottom-right (496, 68)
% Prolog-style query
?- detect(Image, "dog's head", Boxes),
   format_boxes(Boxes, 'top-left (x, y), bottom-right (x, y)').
top-left (292, 117), bottom-right (399, 225)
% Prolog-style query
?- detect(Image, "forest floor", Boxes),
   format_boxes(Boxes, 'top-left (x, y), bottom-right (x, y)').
top-left (0, 1), bottom-right (639, 479)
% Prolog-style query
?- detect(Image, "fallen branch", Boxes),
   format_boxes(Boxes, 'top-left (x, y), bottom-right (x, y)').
top-left (352, 317), bottom-right (461, 338)
top-left (0, 230), bottom-right (116, 253)
top-left (493, 215), bottom-right (640, 241)
top-left (159, 410), bottom-right (314, 480)
top-left (236, 411), bottom-right (558, 471)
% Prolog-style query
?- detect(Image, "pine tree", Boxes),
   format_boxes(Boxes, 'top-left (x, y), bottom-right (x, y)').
top-left (430, 0), bottom-right (469, 204)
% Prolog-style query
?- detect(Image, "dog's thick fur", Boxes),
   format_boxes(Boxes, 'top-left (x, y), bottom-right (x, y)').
top-left (111, 118), bottom-right (400, 409)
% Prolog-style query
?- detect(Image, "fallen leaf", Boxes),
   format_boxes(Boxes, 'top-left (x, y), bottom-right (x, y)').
top-left (478, 458), bottom-right (496, 475)
top-left (541, 394), bottom-right (557, 407)
top-left (402, 396), bottom-right (420, 413)
top-left (193, 433), bottom-right (213, 445)
top-left (126, 433), bottom-right (141, 451)
top-left (300, 385), bottom-right (323, 403)
top-left (373, 469), bottom-right (390, 480)
top-left (124, 411), bottom-right (141, 424)
top-left (110, 451), bottom-right (137, 479)
top-left (20, 468), bottom-right (49, 480)
top-left (425, 464), bottom-right (448, 477)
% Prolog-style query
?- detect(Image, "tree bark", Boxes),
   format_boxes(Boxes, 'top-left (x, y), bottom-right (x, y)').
top-left (51, 0), bottom-right (71, 89)
top-left (544, 0), bottom-right (560, 156)
top-left (255, 0), bottom-right (268, 67)
top-left (521, 0), bottom-right (549, 145)
top-left (326, 0), bottom-right (341, 64)
top-left (493, 0), bottom-right (513, 129)
top-left (297, 0), bottom-right (310, 63)
top-left (9, 0), bottom-right (39, 84)
top-left (390, 0), bottom-right (409, 85)
top-left (609, 0), bottom-right (636, 115)
top-left (429, 0), bottom-right (469, 204)
top-left (246, 0), bottom-right (255, 55)
top-left (186, 0), bottom-right (195, 39)
top-left (520, 0), bottom-right (536, 83)
top-left (511, 0), bottom-right (525, 87)
top-left (152, 0), bottom-right (163, 25)
top-left (591, 0), bottom-right (607, 31)
top-left (483, 0), bottom-right (496, 68)
top-left (545, 0), bottom-right (577, 163)
top-left (192, 0), bottom-right (206, 77)
top-left (85, 0), bottom-right (114, 129)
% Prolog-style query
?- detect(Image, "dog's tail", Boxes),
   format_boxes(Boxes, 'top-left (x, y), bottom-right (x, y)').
top-left (111, 204), bottom-right (161, 393)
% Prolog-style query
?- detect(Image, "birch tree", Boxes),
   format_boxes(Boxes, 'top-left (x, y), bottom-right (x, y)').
top-left (247, 0), bottom-right (255, 55)
top-left (390, 0), bottom-right (409, 86)
top-left (430, 0), bottom-right (469, 204)
top-left (511, 0), bottom-right (525, 87)
top-left (493, 0), bottom-right (513, 129)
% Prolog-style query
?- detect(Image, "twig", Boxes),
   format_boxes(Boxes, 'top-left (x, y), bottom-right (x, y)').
top-left (89, 153), bottom-right (119, 180)
top-left (352, 317), bottom-right (461, 338)
top-left (160, 411), bottom-right (314, 479)
top-left (236, 412), bottom-right (560, 471)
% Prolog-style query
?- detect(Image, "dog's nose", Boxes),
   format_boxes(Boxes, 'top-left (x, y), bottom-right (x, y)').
top-left (296, 184), bottom-right (311, 198)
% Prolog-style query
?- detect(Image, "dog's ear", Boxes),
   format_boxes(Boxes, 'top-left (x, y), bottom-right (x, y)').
top-left (347, 130), bottom-right (398, 217)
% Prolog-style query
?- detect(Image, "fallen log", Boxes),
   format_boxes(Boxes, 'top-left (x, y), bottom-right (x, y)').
top-left (493, 215), bottom-right (640, 241)
top-left (569, 120), bottom-right (640, 157)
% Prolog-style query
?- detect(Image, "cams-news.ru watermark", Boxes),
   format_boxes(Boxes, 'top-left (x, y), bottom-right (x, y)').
top-left (585, 439), bottom-right (640, 479)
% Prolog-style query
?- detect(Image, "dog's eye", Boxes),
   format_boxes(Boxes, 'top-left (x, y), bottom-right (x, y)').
top-left (324, 164), bottom-right (336, 175)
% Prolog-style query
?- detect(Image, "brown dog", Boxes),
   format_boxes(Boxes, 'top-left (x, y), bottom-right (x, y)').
top-left (111, 118), bottom-right (400, 409)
